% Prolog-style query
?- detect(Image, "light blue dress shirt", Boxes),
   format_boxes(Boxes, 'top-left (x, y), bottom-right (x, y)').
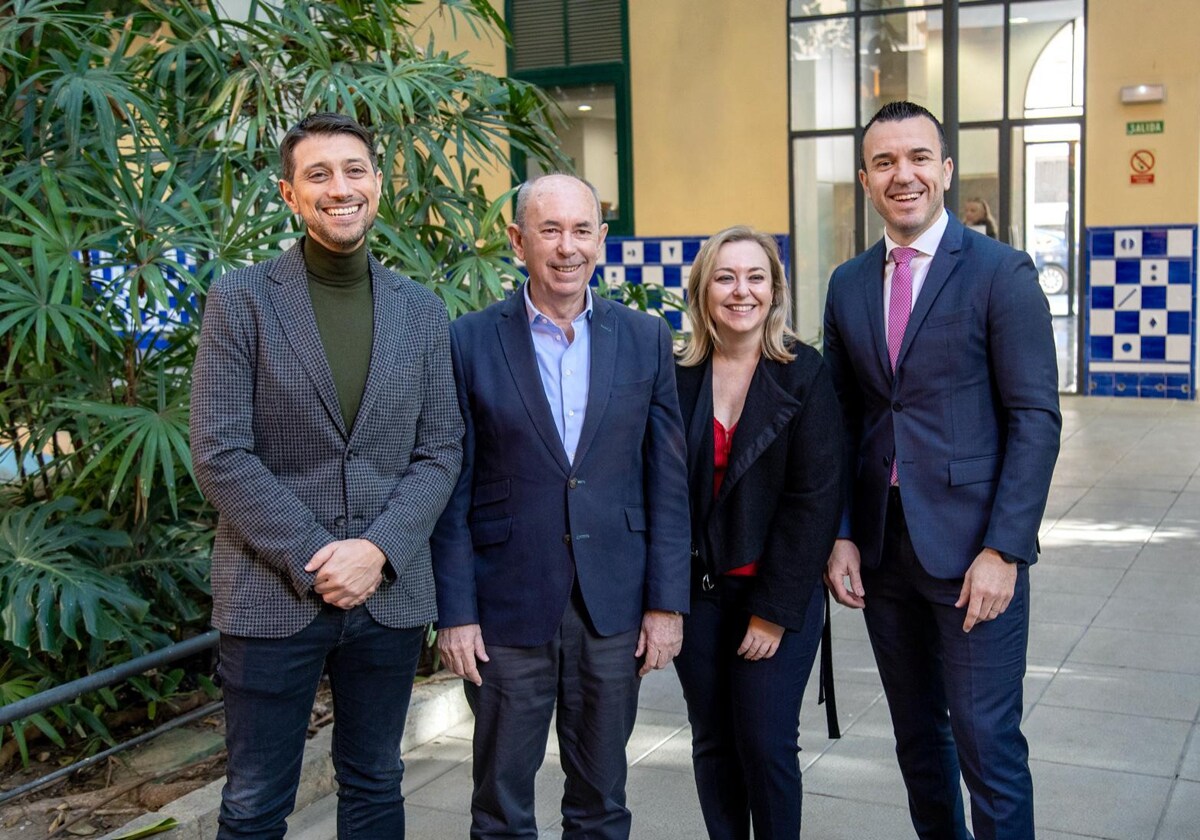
top-left (524, 284), bottom-right (592, 464)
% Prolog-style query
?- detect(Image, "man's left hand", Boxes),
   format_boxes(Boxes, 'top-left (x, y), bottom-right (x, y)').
top-left (955, 548), bottom-right (1017, 633)
top-left (635, 610), bottom-right (683, 677)
top-left (306, 539), bottom-right (387, 609)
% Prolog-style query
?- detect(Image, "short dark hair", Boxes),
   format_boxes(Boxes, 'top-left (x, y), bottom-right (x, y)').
top-left (279, 113), bottom-right (377, 181)
top-left (859, 101), bottom-right (949, 171)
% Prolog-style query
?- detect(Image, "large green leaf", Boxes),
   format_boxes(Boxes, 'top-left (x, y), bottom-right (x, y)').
top-left (0, 498), bottom-right (143, 655)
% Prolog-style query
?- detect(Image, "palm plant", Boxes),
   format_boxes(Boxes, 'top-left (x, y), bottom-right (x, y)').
top-left (0, 0), bottom-right (564, 764)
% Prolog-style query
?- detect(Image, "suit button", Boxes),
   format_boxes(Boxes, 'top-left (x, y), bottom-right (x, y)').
top-left (892, 401), bottom-right (904, 412)
top-left (568, 478), bottom-right (578, 489)
top-left (334, 516), bottom-right (346, 527)
top-left (883, 456), bottom-right (890, 466)
top-left (563, 534), bottom-right (572, 544)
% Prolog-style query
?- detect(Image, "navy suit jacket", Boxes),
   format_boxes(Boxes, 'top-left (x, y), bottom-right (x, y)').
top-left (823, 214), bottom-right (1061, 578)
top-left (431, 289), bottom-right (692, 647)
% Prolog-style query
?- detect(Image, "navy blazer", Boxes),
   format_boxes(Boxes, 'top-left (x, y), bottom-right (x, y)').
top-left (431, 289), bottom-right (692, 647)
top-left (823, 214), bottom-right (1061, 578)
top-left (675, 348), bottom-right (844, 631)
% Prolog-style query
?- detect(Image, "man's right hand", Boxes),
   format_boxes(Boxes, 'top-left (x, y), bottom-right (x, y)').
top-left (437, 624), bottom-right (489, 686)
top-left (825, 538), bottom-right (866, 609)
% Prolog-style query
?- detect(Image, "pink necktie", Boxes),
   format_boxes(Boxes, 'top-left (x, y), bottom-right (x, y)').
top-left (888, 247), bottom-right (918, 372)
top-left (888, 247), bottom-right (917, 484)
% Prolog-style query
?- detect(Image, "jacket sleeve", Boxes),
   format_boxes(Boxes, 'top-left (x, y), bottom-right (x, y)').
top-left (189, 277), bottom-right (332, 597)
top-left (822, 270), bottom-right (862, 540)
top-left (746, 358), bottom-right (845, 630)
top-left (641, 317), bottom-right (693, 614)
top-left (430, 322), bottom-right (481, 628)
top-left (361, 299), bottom-right (464, 576)
top-left (981, 249), bottom-right (1062, 561)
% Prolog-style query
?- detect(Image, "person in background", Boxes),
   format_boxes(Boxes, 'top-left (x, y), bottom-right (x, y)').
top-left (824, 101), bottom-right (1060, 840)
top-left (191, 113), bottom-right (463, 839)
top-left (673, 225), bottom-right (843, 839)
top-left (962, 196), bottom-right (998, 238)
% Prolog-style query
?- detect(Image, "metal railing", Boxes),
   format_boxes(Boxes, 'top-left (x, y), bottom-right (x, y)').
top-left (0, 630), bottom-right (221, 806)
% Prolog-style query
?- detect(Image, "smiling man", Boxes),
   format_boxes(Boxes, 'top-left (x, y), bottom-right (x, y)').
top-left (822, 102), bottom-right (1061, 840)
top-left (431, 173), bottom-right (691, 839)
top-left (190, 113), bottom-right (463, 839)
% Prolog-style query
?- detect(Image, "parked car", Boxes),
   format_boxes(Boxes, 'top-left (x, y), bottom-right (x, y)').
top-left (1029, 227), bottom-right (1069, 295)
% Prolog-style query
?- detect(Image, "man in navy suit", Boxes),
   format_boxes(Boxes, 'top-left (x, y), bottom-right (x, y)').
top-left (823, 102), bottom-right (1061, 840)
top-left (432, 173), bottom-right (691, 839)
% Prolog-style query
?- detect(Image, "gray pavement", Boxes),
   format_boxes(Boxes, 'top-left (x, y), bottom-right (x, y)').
top-left (289, 395), bottom-right (1200, 839)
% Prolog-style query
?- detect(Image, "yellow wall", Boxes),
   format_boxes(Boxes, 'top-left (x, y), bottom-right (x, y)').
top-left (628, 1), bottom-right (789, 236)
top-left (1086, 0), bottom-right (1200, 226)
top-left (413, 0), bottom-right (513, 215)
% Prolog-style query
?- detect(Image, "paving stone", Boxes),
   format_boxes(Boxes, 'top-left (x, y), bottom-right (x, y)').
top-left (1032, 760), bottom-right (1172, 840)
top-left (1039, 664), bottom-right (1200, 721)
top-left (1025, 705), bottom-right (1190, 777)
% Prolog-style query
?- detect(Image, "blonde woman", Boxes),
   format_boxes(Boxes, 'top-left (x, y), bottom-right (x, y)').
top-left (673, 226), bottom-right (843, 839)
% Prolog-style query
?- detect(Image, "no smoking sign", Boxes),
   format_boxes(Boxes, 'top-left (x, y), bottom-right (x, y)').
top-left (1130, 149), bottom-right (1155, 185)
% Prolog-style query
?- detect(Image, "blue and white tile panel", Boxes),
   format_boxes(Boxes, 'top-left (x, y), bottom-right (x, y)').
top-left (79, 249), bottom-right (199, 351)
top-left (1085, 226), bottom-right (1196, 399)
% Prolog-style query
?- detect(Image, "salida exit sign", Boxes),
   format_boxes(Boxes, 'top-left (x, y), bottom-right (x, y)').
top-left (1127, 121), bottom-right (1164, 135)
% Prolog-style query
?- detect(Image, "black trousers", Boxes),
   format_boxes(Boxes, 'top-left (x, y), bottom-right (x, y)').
top-left (674, 578), bottom-right (824, 840)
top-left (464, 587), bottom-right (642, 840)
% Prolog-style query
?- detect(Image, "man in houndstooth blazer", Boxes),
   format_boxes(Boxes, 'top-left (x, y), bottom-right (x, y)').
top-left (190, 114), bottom-right (463, 839)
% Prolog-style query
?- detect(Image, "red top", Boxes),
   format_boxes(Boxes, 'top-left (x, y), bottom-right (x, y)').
top-left (713, 417), bottom-right (757, 577)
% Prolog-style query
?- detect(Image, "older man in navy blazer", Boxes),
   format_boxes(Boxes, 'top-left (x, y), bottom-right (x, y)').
top-left (432, 173), bottom-right (691, 839)
top-left (823, 102), bottom-right (1061, 840)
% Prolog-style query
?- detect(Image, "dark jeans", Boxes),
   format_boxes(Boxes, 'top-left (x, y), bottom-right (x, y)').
top-left (862, 488), bottom-right (1033, 840)
top-left (216, 604), bottom-right (424, 840)
top-left (464, 588), bottom-right (642, 840)
top-left (674, 578), bottom-right (825, 840)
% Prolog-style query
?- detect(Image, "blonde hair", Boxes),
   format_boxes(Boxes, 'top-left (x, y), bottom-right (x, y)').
top-left (677, 226), bottom-right (796, 367)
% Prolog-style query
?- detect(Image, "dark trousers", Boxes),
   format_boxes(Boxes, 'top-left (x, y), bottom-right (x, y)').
top-left (862, 488), bottom-right (1033, 840)
top-left (216, 605), bottom-right (424, 840)
top-left (464, 588), bottom-right (642, 840)
top-left (673, 579), bottom-right (825, 840)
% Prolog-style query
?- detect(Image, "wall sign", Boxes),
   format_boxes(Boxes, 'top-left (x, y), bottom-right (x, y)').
top-left (1126, 120), bottom-right (1164, 135)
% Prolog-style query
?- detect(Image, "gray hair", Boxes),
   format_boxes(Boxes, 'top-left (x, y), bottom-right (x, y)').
top-left (513, 173), bottom-right (604, 229)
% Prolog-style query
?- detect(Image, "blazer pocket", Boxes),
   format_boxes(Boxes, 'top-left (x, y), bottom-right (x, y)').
top-left (610, 377), bottom-right (653, 398)
top-left (469, 515), bottom-right (512, 547)
top-left (472, 478), bottom-right (511, 507)
top-left (948, 454), bottom-right (1001, 486)
top-left (926, 307), bottom-right (974, 328)
top-left (624, 506), bottom-right (647, 532)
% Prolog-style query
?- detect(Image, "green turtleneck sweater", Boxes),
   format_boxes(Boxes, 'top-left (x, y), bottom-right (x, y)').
top-left (304, 237), bottom-right (374, 431)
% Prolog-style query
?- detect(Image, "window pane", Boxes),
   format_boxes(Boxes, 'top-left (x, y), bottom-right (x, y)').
top-left (791, 136), bottom-right (857, 344)
top-left (959, 4), bottom-right (1004, 122)
top-left (790, 19), bottom-right (856, 130)
top-left (1009, 0), bottom-right (1084, 118)
top-left (860, 10), bottom-right (943, 121)
top-left (790, 0), bottom-right (854, 15)
top-left (860, 0), bottom-right (939, 10)
top-left (527, 85), bottom-right (620, 222)
top-left (956, 128), bottom-right (1000, 238)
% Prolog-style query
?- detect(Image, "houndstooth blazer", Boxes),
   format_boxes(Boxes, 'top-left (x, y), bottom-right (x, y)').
top-left (190, 241), bottom-right (463, 638)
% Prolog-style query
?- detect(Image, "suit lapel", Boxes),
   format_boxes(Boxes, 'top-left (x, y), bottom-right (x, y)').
top-left (496, 289), bottom-right (572, 473)
top-left (716, 361), bottom-right (800, 505)
top-left (681, 362), bottom-right (716, 528)
top-left (861, 241), bottom-right (892, 380)
top-left (351, 257), bottom-right (405, 438)
top-left (267, 244), bottom-right (347, 438)
top-left (895, 216), bottom-right (965, 371)
top-left (572, 295), bottom-right (616, 469)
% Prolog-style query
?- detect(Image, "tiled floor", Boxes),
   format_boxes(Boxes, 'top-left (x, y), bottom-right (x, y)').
top-left (290, 395), bottom-right (1200, 839)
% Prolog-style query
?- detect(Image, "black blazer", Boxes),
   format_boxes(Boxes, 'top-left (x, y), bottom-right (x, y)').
top-left (675, 345), bottom-right (844, 631)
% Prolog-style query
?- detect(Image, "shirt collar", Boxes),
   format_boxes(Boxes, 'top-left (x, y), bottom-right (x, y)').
top-left (523, 282), bottom-right (593, 327)
top-left (884, 207), bottom-right (949, 262)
